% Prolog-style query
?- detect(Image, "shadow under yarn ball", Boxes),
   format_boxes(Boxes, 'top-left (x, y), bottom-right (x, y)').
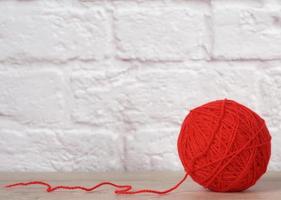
top-left (178, 99), bottom-right (271, 192)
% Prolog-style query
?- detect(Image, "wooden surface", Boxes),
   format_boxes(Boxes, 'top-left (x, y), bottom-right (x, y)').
top-left (1, 171), bottom-right (281, 200)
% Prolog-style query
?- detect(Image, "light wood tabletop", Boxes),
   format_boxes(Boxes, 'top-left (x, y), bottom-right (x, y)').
top-left (1, 171), bottom-right (280, 200)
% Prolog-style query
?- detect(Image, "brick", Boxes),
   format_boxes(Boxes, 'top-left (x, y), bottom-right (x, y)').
top-left (212, 7), bottom-right (281, 59)
top-left (125, 127), bottom-right (181, 170)
top-left (0, 129), bottom-right (123, 171)
top-left (0, 0), bottom-right (280, 172)
top-left (212, 0), bottom-right (264, 8)
top-left (259, 67), bottom-right (281, 170)
top-left (70, 70), bottom-right (132, 125)
top-left (0, 5), bottom-right (110, 62)
top-left (121, 63), bottom-right (259, 128)
top-left (115, 8), bottom-right (210, 61)
top-left (0, 70), bottom-right (65, 125)
top-left (71, 63), bottom-right (259, 128)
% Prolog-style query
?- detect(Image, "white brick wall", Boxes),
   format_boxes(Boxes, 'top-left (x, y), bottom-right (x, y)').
top-left (115, 8), bottom-right (209, 60)
top-left (0, 0), bottom-right (280, 171)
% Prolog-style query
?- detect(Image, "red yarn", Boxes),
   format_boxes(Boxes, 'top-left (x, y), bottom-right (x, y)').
top-left (5, 99), bottom-right (271, 194)
top-left (178, 99), bottom-right (271, 192)
top-left (5, 174), bottom-right (188, 194)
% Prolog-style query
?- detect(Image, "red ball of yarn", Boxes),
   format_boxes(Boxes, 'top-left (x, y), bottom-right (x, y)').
top-left (6, 99), bottom-right (271, 195)
top-left (178, 99), bottom-right (271, 192)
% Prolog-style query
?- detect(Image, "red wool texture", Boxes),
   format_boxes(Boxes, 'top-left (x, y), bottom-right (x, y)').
top-left (178, 99), bottom-right (271, 192)
top-left (6, 99), bottom-right (271, 194)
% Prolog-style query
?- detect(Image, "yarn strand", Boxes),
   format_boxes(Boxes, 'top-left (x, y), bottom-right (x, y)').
top-left (4, 99), bottom-right (271, 194)
top-left (5, 173), bottom-right (188, 195)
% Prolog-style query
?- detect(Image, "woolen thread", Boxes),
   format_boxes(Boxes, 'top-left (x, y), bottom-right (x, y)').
top-left (178, 99), bottom-right (271, 192)
top-left (5, 99), bottom-right (271, 194)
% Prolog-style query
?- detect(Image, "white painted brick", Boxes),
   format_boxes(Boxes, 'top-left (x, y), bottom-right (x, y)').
top-left (0, 129), bottom-right (123, 171)
top-left (0, 5), bottom-right (110, 62)
top-left (115, 8), bottom-right (210, 61)
top-left (262, 0), bottom-right (281, 8)
top-left (125, 127), bottom-right (181, 171)
top-left (70, 70), bottom-right (132, 125)
top-left (212, 0), bottom-right (264, 8)
top-left (71, 63), bottom-right (259, 128)
top-left (212, 7), bottom-right (281, 59)
top-left (121, 63), bottom-right (259, 128)
top-left (0, 0), bottom-right (280, 172)
top-left (259, 67), bottom-right (281, 129)
top-left (259, 66), bottom-right (281, 171)
top-left (0, 70), bottom-right (65, 125)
